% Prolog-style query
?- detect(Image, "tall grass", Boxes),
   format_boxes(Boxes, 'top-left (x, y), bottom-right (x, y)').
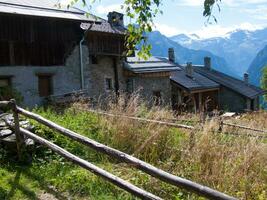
top-left (1, 94), bottom-right (266, 199)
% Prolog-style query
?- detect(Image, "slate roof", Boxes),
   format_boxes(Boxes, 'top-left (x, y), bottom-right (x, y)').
top-left (124, 55), bottom-right (180, 73)
top-left (81, 20), bottom-right (126, 35)
top-left (194, 66), bottom-right (266, 99)
top-left (170, 68), bottom-right (220, 92)
top-left (0, 0), bottom-right (100, 22)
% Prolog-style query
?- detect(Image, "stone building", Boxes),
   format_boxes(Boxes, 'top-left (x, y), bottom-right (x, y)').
top-left (0, 0), bottom-right (126, 106)
top-left (171, 62), bottom-right (220, 112)
top-left (194, 60), bottom-right (265, 112)
top-left (123, 49), bottom-right (179, 105)
top-left (171, 56), bottom-right (265, 112)
top-left (0, 1), bottom-right (265, 112)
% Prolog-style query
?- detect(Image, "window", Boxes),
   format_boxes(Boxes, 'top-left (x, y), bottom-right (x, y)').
top-left (105, 78), bottom-right (113, 91)
top-left (90, 55), bottom-right (98, 64)
top-left (38, 74), bottom-right (53, 97)
top-left (153, 91), bottom-right (162, 105)
top-left (0, 77), bottom-right (11, 88)
top-left (126, 78), bottom-right (134, 93)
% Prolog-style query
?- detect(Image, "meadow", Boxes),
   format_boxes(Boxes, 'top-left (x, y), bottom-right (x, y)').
top-left (0, 96), bottom-right (266, 200)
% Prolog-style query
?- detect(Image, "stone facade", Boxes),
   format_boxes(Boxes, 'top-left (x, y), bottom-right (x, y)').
top-left (219, 86), bottom-right (248, 112)
top-left (126, 76), bottom-right (171, 106)
top-left (0, 45), bottom-right (82, 106)
top-left (0, 44), bottom-right (128, 107)
top-left (84, 53), bottom-right (126, 101)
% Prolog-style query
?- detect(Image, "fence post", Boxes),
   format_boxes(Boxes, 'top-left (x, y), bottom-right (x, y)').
top-left (218, 117), bottom-right (223, 133)
top-left (10, 99), bottom-right (24, 160)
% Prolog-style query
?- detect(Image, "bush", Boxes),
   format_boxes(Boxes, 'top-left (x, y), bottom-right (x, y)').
top-left (0, 86), bottom-right (23, 104)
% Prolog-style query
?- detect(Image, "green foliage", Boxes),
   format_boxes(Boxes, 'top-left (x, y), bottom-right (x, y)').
top-left (0, 86), bottom-right (24, 104)
top-left (61, 0), bottom-right (220, 59)
top-left (261, 65), bottom-right (267, 101)
top-left (2, 106), bottom-right (265, 199)
top-left (203, 0), bottom-right (221, 23)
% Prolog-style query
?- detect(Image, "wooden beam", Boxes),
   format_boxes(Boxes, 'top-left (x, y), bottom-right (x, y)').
top-left (10, 125), bottom-right (161, 200)
top-left (223, 122), bottom-right (267, 134)
top-left (190, 88), bottom-right (219, 94)
top-left (10, 99), bottom-right (25, 160)
top-left (9, 41), bottom-right (15, 65)
top-left (17, 107), bottom-right (237, 200)
top-left (88, 110), bottom-right (195, 130)
top-left (198, 93), bottom-right (202, 113)
top-left (0, 101), bottom-right (10, 108)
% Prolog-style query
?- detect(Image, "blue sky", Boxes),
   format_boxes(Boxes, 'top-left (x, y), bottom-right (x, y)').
top-left (62, 0), bottom-right (267, 38)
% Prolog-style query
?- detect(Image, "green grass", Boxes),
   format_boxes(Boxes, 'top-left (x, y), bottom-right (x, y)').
top-left (0, 106), bottom-right (266, 200)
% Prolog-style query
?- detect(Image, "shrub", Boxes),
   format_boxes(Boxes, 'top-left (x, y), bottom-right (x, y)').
top-left (0, 86), bottom-right (23, 104)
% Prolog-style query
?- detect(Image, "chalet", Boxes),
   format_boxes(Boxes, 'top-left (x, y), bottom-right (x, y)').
top-left (171, 56), bottom-right (265, 112)
top-left (124, 49), bottom-right (179, 105)
top-left (171, 61), bottom-right (220, 112)
top-left (124, 47), bottom-right (265, 112)
top-left (0, 1), bottom-right (265, 112)
top-left (0, 0), bottom-right (126, 106)
top-left (194, 61), bottom-right (266, 112)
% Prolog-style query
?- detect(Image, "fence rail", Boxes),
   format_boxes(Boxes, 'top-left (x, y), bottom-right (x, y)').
top-left (87, 109), bottom-right (267, 138)
top-left (0, 100), bottom-right (237, 200)
top-left (88, 110), bottom-right (195, 130)
top-left (0, 101), bottom-right (10, 107)
top-left (222, 122), bottom-right (267, 134)
top-left (5, 122), bottom-right (161, 200)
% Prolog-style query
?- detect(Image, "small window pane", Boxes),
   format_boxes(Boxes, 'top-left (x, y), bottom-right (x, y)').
top-left (105, 78), bottom-right (113, 91)
top-left (0, 78), bottom-right (10, 87)
top-left (153, 91), bottom-right (162, 105)
top-left (126, 78), bottom-right (134, 93)
top-left (90, 55), bottom-right (98, 64)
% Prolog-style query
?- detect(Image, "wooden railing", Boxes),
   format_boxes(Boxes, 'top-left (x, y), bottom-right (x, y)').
top-left (218, 119), bottom-right (267, 138)
top-left (87, 109), bottom-right (267, 138)
top-left (0, 100), bottom-right (237, 200)
top-left (87, 109), bottom-right (195, 130)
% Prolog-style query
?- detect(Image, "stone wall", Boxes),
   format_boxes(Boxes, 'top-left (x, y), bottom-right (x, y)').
top-left (84, 55), bottom-right (126, 102)
top-left (0, 43), bottom-right (128, 107)
top-left (0, 45), bottom-right (83, 107)
top-left (130, 76), bottom-right (171, 106)
top-left (218, 86), bottom-right (247, 112)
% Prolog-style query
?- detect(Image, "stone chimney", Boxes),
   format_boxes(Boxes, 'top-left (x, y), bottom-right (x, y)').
top-left (186, 62), bottom-right (193, 78)
top-left (108, 11), bottom-right (124, 26)
top-left (168, 48), bottom-right (175, 63)
top-left (204, 57), bottom-right (211, 70)
top-left (244, 73), bottom-right (249, 85)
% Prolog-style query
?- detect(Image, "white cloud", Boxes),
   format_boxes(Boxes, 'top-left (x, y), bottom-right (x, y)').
top-left (153, 22), bottom-right (266, 38)
top-left (60, 0), bottom-right (72, 5)
top-left (177, 0), bottom-right (202, 7)
top-left (178, 0), bottom-right (267, 7)
top-left (223, 0), bottom-right (267, 6)
top-left (242, 5), bottom-right (267, 20)
top-left (192, 23), bottom-right (266, 38)
top-left (154, 23), bottom-right (184, 37)
top-left (95, 4), bottom-right (123, 15)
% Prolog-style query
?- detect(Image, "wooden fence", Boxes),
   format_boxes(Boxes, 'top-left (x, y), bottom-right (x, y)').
top-left (0, 100), bottom-right (237, 200)
top-left (87, 109), bottom-right (195, 130)
top-left (87, 109), bottom-right (267, 138)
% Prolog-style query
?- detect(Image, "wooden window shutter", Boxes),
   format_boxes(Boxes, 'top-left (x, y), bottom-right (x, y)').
top-left (38, 75), bottom-right (53, 97)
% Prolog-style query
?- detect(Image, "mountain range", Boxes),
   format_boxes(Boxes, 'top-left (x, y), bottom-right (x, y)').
top-left (145, 31), bottom-right (236, 76)
top-left (170, 27), bottom-right (267, 75)
top-left (248, 45), bottom-right (267, 86)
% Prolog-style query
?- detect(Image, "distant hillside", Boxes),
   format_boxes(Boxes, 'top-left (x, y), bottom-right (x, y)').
top-left (248, 45), bottom-right (267, 86)
top-left (170, 27), bottom-right (267, 75)
top-left (146, 31), bottom-right (236, 76)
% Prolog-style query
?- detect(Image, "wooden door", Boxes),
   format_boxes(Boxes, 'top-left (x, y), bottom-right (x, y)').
top-left (38, 75), bottom-right (52, 97)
